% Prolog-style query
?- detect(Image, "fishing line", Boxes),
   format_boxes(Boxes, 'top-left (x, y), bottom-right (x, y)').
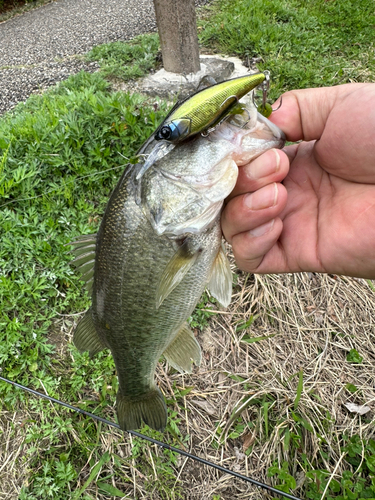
top-left (0, 375), bottom-right (302, 500)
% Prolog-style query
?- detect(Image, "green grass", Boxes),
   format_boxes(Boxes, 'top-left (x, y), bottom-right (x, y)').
top-left (269, 435), bottom-right (375, 499)
top-left (1, 0), bottom-right (375, 497)
top-left (199, 0), bottom-right (375, 99)
top-left (0, 70), bottom-right (181, 499)
top-left (86, 33), bottom-right (160, 81)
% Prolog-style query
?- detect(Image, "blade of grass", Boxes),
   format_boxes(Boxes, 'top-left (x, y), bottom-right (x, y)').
top-left (97, 481), bottom-right (127, 497)
top-left (72, 451), bottom-right (111, 499)
top-left (263, 402), bottom-right (270, 439)
top-left (241, 334), bottom-right (276, 343)
top-left (293, 370), bottom-right (303, 411)
top-left (235, 314), bottom-right (259, 332)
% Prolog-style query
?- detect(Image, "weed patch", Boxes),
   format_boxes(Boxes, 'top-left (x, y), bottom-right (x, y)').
top-left (86, 33), bottom-right (160, 81)
top-left (199, 0), bottom-right (375, 97)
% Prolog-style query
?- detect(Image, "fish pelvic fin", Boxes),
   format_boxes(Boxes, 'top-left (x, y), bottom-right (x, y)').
top-left (73, 308), bottom-right (106, 358)
top-left (116, 388), bottom-right (167, 432)
top-left (156, 239), bottom-right (200, 309)
top-left (163, 323), bottom-right (201, 374)
top-left (207, 245), bottom-right (233, 308)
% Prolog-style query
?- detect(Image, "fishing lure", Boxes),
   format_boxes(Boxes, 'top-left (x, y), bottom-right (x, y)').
top-left (154, 72), bottom-right (266, 143)
top-left (136, 73), bottom-right (268, 180)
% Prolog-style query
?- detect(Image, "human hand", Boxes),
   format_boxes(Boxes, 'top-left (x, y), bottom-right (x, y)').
top-left (221, 83), bottom-right (375, 278)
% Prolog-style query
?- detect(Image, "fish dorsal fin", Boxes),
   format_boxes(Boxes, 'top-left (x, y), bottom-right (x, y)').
top-left (156, 239), bottom-right (200, 309)
top-left (69, 234), bottom-right (97, 292)
top-left (207, 245), bottom-right (233, 307)
top-left (163, 323), bottom-right (201, 374)
top-left (73, 308), bottom-right (106, 358)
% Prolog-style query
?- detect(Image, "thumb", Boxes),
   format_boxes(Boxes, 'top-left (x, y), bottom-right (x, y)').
top-left (269, 84), bottom-right (364, 143)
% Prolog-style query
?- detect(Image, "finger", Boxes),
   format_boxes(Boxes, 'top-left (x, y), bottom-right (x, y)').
top-left (228, 148), bottom-right (289, 200)
top-left (231, 217), bottom-right (284, 272)
top-left (269, 84), bottom-right (367, 142)
top-left (222, 182), bottom-right (287, 243)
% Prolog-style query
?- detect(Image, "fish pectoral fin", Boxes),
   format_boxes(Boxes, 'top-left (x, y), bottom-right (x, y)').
top-left (163, 323), bottom-right (201, 374)
top-left (156, 239), bottom-right (200, 309)
top-left (73, 308), bottom-right (106, 358)
top-left (207, 245), bottom-right (233, 308)
top-left (116, 388), bottom-right (167, 432)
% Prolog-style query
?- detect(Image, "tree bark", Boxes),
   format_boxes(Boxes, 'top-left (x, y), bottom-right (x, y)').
top-left (153, 0), bottom-right (201, 74)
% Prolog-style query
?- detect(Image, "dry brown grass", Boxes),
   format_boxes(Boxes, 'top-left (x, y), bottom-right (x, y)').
top-left (156, 267), bottom-right (375, 498)
top-left (1, 263), bottom-right (375, 499)
top-left (0, 410), bottom-right (30, 500)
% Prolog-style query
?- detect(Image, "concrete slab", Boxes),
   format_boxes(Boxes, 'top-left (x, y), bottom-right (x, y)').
top-left (138, 54), bottom-right (250, 99)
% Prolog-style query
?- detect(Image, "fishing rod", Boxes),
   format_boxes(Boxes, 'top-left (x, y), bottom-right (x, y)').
top-left (0, 375), bottom-right (303, 500)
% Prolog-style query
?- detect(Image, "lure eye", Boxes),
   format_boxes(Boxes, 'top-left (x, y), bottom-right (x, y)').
top-left (158, 126), bottom-right (172, 140)
top-left (155, 119), bottom-right (191, 142)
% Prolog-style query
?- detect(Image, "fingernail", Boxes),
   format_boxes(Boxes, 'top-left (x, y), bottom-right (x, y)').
top-left (244, 183), bottom-right (278, 210)
top-left (245, 149), bottom-right (280, 180)
top-left (249, 219), bottom-right (275, 237)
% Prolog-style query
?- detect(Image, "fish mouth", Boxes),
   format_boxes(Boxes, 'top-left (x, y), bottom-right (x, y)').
top-left (256, 111), bottom-right (286, 146)
top-left (225, 111), bottom-right (286, 167)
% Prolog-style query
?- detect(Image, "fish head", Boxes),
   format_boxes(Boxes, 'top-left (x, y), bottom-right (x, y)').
top-left (140, 97), bottom-right (286, 237)
top-left (140, 136), bottom-right (238, 236)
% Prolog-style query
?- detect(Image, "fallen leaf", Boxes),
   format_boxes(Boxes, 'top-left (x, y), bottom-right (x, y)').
top-left (344, 403), bottom-right (371, 415)
top-left (242, 432), bottom-right (255, 451)
top-left (234, 446), bottom-right (245, 461)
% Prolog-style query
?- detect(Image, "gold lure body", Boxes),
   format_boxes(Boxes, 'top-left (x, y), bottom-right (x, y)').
top-left (154, 72), bottom-right (266, 142)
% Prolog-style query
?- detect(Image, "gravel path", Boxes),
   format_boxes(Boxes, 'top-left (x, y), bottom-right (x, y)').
top-left (0, 0), bottom-right (209, 115)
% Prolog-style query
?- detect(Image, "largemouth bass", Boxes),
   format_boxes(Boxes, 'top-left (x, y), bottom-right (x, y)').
top-left (71, 97), bottom-right (285, 432)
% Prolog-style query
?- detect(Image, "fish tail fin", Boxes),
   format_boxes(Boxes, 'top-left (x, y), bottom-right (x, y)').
top-left (116, 388), bottom-right (167, 432)
top-left (73, 308), bottom-right (106, 358)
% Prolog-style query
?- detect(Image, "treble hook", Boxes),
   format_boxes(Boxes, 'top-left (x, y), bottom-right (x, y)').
top-left (252, 70), bottom-right (283, 117)
top-left (239, 107), bottom-right (252, 129)
top-left (271, 96), bottom-right (283, 112)
top-left (261, 70), bottom-right (271, 110)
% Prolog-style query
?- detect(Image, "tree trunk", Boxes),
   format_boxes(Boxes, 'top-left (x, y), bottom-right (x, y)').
top-left (153, 0), bottom-right (201, 74)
